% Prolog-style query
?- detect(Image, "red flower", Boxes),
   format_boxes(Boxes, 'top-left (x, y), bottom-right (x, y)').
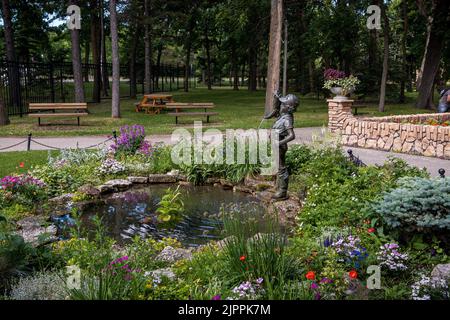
top-left (367, 228), bottom-right (375, 233)
top-left (349, 270), bottom-right (358, 279)
top-left (19, 162), bottom-right (25, 168)
top-left (239, 255), bottom-right (246, 262)
top-left (305, 271), bottom-right (316, 280)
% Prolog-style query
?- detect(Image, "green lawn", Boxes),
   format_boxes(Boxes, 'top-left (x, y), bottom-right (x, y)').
top-left (0, 150), bottom-right (57, 177)
top-left (0, 87), bottom-right (435, 137)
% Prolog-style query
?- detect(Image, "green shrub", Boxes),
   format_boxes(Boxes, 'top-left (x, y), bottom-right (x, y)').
top-left (286, 144), bottom-right (313, 174)
top-left (151, 145), bottom-right (176, 174)
top-left (298, 150), bottom-right (429, 229)
top-left (32, 162), bottom-right (100, 196)
top-left (371, 177), bottom-right (450, 235)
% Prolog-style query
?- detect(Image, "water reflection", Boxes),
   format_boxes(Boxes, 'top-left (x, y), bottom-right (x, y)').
top-left (80, 184), bottom-right (266, 247)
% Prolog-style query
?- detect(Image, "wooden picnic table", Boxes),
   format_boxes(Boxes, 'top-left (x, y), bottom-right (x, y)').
top-left (135, 94), bottom-right (174, 114)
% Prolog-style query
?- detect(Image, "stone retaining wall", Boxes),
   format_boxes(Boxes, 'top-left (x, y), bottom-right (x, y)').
top-left (327, 99), bottom-right (450, 159)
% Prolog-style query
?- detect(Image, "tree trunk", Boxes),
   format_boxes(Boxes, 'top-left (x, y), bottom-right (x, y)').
top-left (378, 3), bottom-right (389, 112)
top-left (399, 0), bottom-right (407, 103)
top-left (416, 0), bottom-right (450, 109)
top-left (1, 0), bottom-right (20, 110)
top-left (110, 0), bottom-right (120, 118)
top-left (90, 0), bottom-right (101, 103)
top-left (100, 0), bottom-right (109, 96)
top-left (282, 17), bottom-right (288, 96)
top-left (184, 17), bottom-right (194, 92)
top-left (0, 96), bottom-right (10, 125)
top-left (231, 42), bottom-right (239, 90)
top-left (84, 39), bottom-right (90, 82)
top-left (204, 25), bottom-right (212, 90)
top-left (144, 0), bottom-right (152, 93)
top-left (156, 45), bottom-right (163, 90)
top-left (70, 0), bottom-right (85, 103)
top-left (241, 61), bottom-right (246, 86)
top-left (248, 48), bottom-right (258, 91)
top-left (129, 22), bottom-right (138, 99)
top-left (265, 0), bottom-right (283, 114)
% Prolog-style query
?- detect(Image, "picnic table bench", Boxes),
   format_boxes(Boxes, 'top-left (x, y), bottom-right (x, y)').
top-left (135, 94), bottom-right (174, 114)
top-left (165, 103), bottom-right (218, 124)
top-left (28, 103), bottom-right (88, 126)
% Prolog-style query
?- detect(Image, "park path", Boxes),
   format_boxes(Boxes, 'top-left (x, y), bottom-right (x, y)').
top-left (0, 127), bottom-right (448, 177)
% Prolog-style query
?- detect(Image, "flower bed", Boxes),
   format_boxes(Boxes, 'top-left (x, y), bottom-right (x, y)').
top-left (1, 127), bottom-right (449, 300)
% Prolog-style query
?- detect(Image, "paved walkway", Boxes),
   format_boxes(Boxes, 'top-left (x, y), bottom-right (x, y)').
top-left (0, 127), bottom-right (448, 177)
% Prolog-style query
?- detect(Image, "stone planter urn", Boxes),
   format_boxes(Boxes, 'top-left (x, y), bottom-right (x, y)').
top-left (330, 87), bottom-right (355, 101)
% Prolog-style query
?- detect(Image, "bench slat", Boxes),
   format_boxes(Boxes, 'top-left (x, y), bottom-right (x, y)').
top-left (29, 104), bottom-right (87, 110)
top-left (166, 102), bottom-right (214, 106)
top-left (29, 113), bottom-right (89, 117)
top-left (167, 112), bottom-right (218, 116)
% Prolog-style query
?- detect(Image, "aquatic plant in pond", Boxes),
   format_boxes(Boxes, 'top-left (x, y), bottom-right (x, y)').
top-left (155, 186), bottom-right (184, 224)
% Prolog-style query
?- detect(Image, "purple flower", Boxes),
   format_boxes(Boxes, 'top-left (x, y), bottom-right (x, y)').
top-left (310, 282), bottom-right (319, 290)
top-left (211, 295), bottom-right (221, 300)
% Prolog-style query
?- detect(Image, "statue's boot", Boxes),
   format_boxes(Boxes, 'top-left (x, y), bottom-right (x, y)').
top-left (272, 170), bottom-right (289, 201)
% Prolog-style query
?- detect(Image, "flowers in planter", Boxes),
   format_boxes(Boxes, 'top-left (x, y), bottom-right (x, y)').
top-left (323, 68), bottom-right (360, 96)
top-left (110, 125), bottom-right (154, 156)
top-left (376, 242), bottom-right (408, 271)
top-left (98, 158), bottom-right (126, 175)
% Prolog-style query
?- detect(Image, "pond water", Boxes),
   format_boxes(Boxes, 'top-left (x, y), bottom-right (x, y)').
top-left (78, 184), bottom-right (267, 247)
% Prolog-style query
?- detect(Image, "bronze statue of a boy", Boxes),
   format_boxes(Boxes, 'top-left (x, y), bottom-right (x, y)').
top-left (264, 91), bottom-right (299, 200)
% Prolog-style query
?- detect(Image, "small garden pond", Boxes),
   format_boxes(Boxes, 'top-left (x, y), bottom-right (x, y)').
top-left (76, 184), bottom-right (267, 247)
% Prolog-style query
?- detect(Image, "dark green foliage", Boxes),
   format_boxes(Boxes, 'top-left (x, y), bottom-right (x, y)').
top-left (295, 145), bottom-right (428, 229)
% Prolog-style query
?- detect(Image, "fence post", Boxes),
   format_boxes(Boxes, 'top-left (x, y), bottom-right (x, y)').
top-left (113, 130), bottom-right (117, 144)
top-left (27, 133), bottom-right (32, 151)
top-left (439, 168), bottom-right (446, 178)
top-left (49, 63), bottom-right (55, 103)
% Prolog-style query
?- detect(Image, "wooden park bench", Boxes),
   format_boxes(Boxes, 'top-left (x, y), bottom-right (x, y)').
top-left (165, 103), bottom-right (218, 124)
top-left (28, 103), bottom-right (88, 126)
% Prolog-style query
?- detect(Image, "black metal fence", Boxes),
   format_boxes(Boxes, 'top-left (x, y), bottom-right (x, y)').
top-left (0, 60), bottom-right (195, 116)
